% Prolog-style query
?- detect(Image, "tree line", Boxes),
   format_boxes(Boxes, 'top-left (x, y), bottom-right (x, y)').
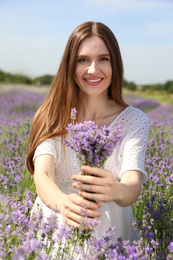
top-left (0, 69), bottom-right (54, 85)
top-left (123, 79), bottom-right (173, 93)
top-left (0, 69), bottom-right (173, 93)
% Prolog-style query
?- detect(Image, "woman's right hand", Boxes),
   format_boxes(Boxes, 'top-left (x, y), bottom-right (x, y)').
top-left (60, 193), bottom-right (102, 229)
top-left (34, 154), bottom-right (101, 229)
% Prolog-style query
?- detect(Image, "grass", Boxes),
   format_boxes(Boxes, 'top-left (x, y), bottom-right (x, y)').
top-left (123, 88), bottom-right (173, 105)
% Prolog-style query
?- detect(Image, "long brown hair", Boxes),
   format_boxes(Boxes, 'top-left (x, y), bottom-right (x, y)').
top-left (27, 21), bottom-right (127, 174)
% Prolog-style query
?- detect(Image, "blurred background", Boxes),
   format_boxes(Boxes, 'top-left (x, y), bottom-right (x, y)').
top-left (0, 0), bottom-right (173, 87)
top-left (0, 4), bottom-right (173, 258)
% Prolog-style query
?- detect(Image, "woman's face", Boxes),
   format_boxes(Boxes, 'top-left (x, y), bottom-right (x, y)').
top-left (74, 36), bottom-right (112, 97)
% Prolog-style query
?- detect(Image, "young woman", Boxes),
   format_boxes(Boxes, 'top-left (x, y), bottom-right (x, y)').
top-left (27, 21), bottom-right (149, 244)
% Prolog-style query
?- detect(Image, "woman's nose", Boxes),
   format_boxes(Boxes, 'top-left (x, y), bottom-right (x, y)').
top-left (87, 61), bottom-right (98, 74)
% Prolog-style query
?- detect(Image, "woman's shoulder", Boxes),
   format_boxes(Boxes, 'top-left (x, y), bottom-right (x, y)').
top-left (109, 105), bottom-right (149, 129)
top-left (119, 105), bottom-right (149, 123)
top-left (112, 106), bottom-right (149, 135)
top-left (33, 137), bottom-right (61, 161)
top-left (35, 137), bottom-right (61, 153)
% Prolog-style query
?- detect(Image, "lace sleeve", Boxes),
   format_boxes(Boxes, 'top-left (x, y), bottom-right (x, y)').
top-left (33, 138), bottom-right (57, 161)
top-left (119, 115), bottom-right (149, 183)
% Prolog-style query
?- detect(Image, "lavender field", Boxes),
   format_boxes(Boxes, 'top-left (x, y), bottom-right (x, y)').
top-left (0, 88), bottom-right (172, 259)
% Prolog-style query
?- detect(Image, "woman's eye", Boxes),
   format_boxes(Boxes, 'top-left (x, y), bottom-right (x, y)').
top-left (100, 57), bottom-right (109, 61)
top-left (78, 58), bottom-right (87, 63)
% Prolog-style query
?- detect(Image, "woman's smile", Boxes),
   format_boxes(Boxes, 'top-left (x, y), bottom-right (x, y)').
top-left (74, 36), bottom-right (112, 97)
top-left (84, 77), bottom-right (104, 86)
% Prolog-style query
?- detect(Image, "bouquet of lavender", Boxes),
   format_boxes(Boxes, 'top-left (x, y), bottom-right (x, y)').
top-left (64, 108), bottom-right (123, 169)
top-left (64, 108), bottom-right (123, 245)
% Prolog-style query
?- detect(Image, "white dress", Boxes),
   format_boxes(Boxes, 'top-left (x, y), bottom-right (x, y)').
top-left (32, 106), bottom-right (149, 244)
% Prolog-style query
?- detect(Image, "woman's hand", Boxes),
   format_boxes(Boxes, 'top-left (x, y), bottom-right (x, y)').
top-left (72, 166), bottom-right (142, 206)
top-left (60, 192), bottom-right (102, 229)
top-left (72, 166), bottom-right (120, 203)
top-left (34, 155), bottom-right (101, 229)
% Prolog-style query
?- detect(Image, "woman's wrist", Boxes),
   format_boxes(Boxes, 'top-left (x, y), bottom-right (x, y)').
top-left (113, 181), bottom-right (124, 204)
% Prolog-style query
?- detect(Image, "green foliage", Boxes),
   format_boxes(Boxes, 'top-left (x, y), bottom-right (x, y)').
top-left (0, 69), bottom-right (32, 84)
top-left (126, 82), bottom-right (137, 91)
top-left (1, 68), bottom-right (173, 94)
top-left (13, 74), bottom-right (32, 84)
top-left (123, 79), bottom-right (137, 91)
top-left (165, 80), bottom-right (173, 93)
top-left (0, 69), bottom-right (54, 85)
top-left (33, 74), bottom-right (54, 85)
top-left (0, 69), bottom-right (6, 81)
top-left (142, 83), bottom-right (165, 91)
top-left (142, 81), bottom-right (173, 93)
top-left (123, 79), bottom-right (129, 86)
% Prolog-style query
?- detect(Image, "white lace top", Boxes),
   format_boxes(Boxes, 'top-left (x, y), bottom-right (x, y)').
top-left (33, 106), bottom-right (149, 243)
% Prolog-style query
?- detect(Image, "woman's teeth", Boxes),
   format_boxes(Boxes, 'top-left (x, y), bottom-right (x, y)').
top-left (87, 79), bottom-right (101, 82)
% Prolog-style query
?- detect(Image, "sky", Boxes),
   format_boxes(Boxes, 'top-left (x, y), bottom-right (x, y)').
top-left (0, 0), bottom-right (173, 85)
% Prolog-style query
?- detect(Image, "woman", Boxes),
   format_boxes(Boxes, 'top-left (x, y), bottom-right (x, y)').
top-left (27, 21), bottom-right (149, 245)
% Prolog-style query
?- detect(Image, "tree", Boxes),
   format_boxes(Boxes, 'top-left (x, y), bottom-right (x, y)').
top-left (33, 74), bottom-right (54, 85)
top-left (126, 82), bottom-right (137, 91)
top-left (164, 81), bottom-right (173, 93)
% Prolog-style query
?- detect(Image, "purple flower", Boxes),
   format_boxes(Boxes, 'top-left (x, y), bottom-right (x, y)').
top-left (168, 242), bottom-right (173, 252)
top-left (64, 111), bottom-right (123, 167)
top-left (70, 107), bottom-right (77, 120)
top-left (1, 89), bottom-right (173, 259)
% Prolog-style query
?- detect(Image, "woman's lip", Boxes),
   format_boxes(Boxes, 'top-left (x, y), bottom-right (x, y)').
top-left (84, 77), bottom-right (104, 86)
top-left (84, 77), bottom-right (102, 81)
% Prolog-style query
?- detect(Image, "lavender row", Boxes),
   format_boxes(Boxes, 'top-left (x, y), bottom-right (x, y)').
top-left (0, 89), bottom-right (172, 259)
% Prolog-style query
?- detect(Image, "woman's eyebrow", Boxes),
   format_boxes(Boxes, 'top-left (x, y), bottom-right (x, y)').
top-left (98, 53), bottom-right (110, 57)
top-left (76, 55), bottom-right (89, 58)
top-left (76, 53), bottom-right (110, 58)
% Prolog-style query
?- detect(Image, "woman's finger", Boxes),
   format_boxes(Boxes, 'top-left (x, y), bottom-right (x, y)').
top-left (81, 166), bottom-right (108, 177)
top-left (64, 193), bottom-right (101, 216)
top-left (72, 174), bottom-right (104, 186)
top-left (63, 214), bottom-right (80, 229)
top-left (73, 182), bottom-right (103, 194)
top-left (79, 190), bottom-right (108, 203)
top-left (69, 193), bottom-right (99, 209)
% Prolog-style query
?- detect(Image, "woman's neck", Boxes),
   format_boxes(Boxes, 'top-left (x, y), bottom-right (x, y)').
top-left (76, 93), bottom-right (125, 126)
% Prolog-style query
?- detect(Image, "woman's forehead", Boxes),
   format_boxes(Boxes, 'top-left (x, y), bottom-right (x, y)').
top-left (76, 36), bottom-right (109, 56)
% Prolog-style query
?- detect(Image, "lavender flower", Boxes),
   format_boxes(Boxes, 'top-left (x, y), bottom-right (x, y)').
top-left (64, 109), bottom-right (123, 167)
top-left (70, 107), bottom-right (77, 120)
top-left (63, 108), bottom-right (123, 246)
top-left (0, 89), bottom-right (173, 259)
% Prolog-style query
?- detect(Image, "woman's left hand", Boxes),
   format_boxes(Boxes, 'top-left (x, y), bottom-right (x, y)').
top-left (72, 165), bottom-right (121, 203)
top-left (72, 166), bottom-right (142, 207)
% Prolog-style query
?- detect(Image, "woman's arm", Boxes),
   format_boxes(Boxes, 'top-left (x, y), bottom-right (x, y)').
top-left (34, 154), bottom-right (66, 211)
top-left (72, 166), bottom-right (142, 207)
top-left (114, 170), bottom-right (142, 207)
top-left (34, 155), bottom-right (101, 228)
